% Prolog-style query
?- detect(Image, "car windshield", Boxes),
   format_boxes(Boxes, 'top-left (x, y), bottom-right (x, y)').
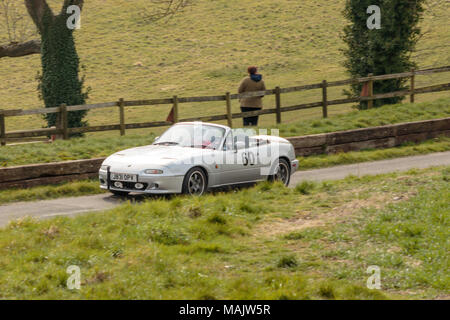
top-left (154, 123), bottom-right (226, 149)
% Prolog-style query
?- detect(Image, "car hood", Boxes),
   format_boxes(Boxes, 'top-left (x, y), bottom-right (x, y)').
top-left (105, 145), bottom-right (212, 167)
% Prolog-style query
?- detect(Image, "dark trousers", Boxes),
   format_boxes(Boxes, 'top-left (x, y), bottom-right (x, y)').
top-left (241, 107), bottom-right (261, 126)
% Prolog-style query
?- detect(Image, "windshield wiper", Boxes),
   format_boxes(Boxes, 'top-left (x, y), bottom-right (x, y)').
top-left (154, 141), bottom-right (179, 146)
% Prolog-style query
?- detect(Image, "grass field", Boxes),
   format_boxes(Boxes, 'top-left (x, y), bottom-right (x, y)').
top-left (1, 0), bottom-right (449, 136)
top-left (0, 166), bottom-right (448, 299)
top-left (1, 97), bottom-right (449, 167)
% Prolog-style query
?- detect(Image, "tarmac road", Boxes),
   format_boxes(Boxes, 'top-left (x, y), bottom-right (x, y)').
top-left (0, 151), bottom-right (449, 227)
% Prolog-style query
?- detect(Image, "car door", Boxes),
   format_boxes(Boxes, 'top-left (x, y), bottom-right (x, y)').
top-left (246, 137), bottom-right (269, 182)
top-left (241, 137), bottom-right (265, 182)
top-left (217, 132), bottom-right (253, 185)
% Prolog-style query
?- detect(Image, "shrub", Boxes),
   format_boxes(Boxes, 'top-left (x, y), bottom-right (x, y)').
top-left (295, 181), bottom-right (316, 195)
top-left (277, 255), bottom-right (298, 268)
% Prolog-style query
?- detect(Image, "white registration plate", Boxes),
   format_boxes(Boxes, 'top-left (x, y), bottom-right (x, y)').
top-left (110, 173), bottom-right (138, 182)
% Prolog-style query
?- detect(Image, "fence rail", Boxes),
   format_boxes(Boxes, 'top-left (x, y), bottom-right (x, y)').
top-left (1, 66), bottom-right (450, 146)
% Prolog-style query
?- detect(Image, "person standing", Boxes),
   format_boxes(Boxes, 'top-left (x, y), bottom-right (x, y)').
top-left (238, 66), bottom-right (266, 126)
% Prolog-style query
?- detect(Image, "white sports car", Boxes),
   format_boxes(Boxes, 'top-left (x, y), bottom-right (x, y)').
top-left (99, 122), bottom-right (299, 196)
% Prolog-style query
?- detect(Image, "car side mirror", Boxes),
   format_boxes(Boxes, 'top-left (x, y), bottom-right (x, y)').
top-left (154, 136), bottom-right (160, 142)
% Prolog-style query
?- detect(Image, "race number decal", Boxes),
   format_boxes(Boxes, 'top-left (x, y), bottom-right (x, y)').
top-left (242, 152), bottom-right (256, 166)
top-left (242, 153), bottom-right (249, 166)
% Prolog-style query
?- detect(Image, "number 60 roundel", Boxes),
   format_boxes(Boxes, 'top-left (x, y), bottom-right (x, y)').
top-left (242, 152), bottom-right (255, 166)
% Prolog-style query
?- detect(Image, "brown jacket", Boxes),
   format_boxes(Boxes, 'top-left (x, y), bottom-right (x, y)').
top-left (238, 76), bottom-right (266, 108)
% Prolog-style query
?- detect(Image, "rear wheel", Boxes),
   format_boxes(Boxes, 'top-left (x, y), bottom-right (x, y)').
top-left (110, 190), bottom-right (129, 197)
top-left (182, 167), bottom-right (207, 196)
top-left (269, 158), bottom-right (291, 186)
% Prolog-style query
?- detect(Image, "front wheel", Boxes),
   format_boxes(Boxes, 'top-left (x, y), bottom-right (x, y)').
top-left (268, 158), bottom-right (291, 186)
top-left (182, 167), bottom-right (207, 196)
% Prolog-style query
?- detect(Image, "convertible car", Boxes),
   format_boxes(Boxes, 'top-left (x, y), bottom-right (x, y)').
top-left (99, 122), bottom-right (299, 196)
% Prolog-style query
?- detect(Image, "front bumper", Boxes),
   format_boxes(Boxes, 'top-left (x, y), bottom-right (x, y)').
top-left (99, 170), bottom-right (184, 194)
top-left (291, 160), bottom-right (299, 173)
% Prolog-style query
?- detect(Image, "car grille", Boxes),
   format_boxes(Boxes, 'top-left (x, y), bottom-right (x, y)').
top-left (110, 181), bottom-right (149, 191)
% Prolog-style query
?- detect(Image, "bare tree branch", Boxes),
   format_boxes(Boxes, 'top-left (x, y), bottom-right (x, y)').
top-left (142, 0), bottom-right (192, 22)
top-left (0, 0), bottom-right (37, 42)
top-left (1, 0), bottom-right (13, 41)
top-left (24, 0), bottom-right (54, 32)
top-left (0, 38), bottom-right (40, 57)
top-left (2, 0), bottom-right (189, 60)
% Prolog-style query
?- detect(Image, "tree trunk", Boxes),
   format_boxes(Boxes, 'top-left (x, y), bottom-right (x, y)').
top-left (0, 40), bottom-right (41, 58)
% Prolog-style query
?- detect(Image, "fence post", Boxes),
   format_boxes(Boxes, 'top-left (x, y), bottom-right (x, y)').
top-left (0, 111), bottom-right (5, 146)
top-left (226, 92), bottom-right (233, 128)
top-left (55, 108), bottom-right (62, 140)
top-left (322, 80), bottom-right (328, 118)
top-left (60, 104), bottom-right (68, 140)
top-left (119, 98), bottom-right (125, 136)
top-left (173, 96), bottom-right (179, 123)
top-left (410, 68), bottom-right (415, 103)
top-left (367, 73), bottom-right (374, 109)
top-left (275, 86), bottom-right (281, 124)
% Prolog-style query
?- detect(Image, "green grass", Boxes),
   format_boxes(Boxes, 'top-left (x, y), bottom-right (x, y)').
top-left (362, 186), bottom-right (449, 291)
top-left (0, 166), bottom-right (448, 299)
top-left (0, 179), bottom-right (105, 205)
top-left (303, 168), bottom-right (450, 297)
top-left (1, 98), bottom-right (449, 167)
top-left (1, 0), bottom-right (449, 135)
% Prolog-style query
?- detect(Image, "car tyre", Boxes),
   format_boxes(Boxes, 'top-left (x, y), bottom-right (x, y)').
top-left (182, 167), bottom-right (207, 196)
top-left (268, 158), bottom-right (291, 186)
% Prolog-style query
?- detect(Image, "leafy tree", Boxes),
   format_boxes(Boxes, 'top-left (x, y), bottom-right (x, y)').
top-left (342, 0), bottom-right (425, 109)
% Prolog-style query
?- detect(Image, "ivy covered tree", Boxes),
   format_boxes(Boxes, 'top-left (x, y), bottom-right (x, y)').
top-left (342, 0), bottom-right (425, 109)
top-left (26, 0), bottom-right (88, 131)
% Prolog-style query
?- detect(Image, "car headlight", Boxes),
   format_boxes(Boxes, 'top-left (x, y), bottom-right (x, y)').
top-left (100, 165), bottom-right (110, 171)
top-left (144, 169), bottom-right (164, 174)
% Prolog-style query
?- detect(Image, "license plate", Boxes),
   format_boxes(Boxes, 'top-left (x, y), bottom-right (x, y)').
top-left (110, 173), bottom-right (138, 182)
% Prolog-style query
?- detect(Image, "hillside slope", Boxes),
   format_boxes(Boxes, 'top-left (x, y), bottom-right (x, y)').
top-left (0, 0), bottom-right (449, 132)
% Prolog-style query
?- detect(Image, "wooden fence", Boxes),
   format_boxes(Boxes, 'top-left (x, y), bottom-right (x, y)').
top-left (1, 66), bottom-right (450, 146)
top-left (1, 117), bottom-right (449, 190)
